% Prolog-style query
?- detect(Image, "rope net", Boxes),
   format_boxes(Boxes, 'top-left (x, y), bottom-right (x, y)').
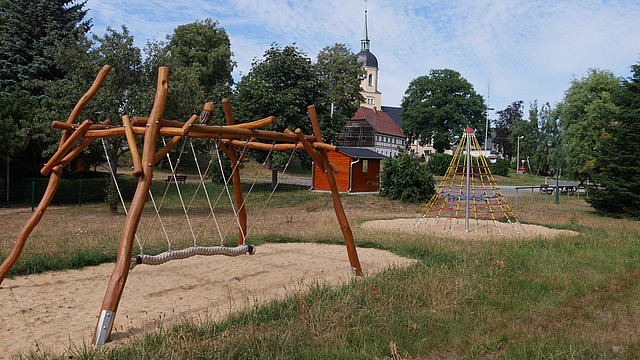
top-left (418, 128), bottom-right (521, 233)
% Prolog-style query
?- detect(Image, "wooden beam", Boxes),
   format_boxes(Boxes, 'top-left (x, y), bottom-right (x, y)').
top-left (122, 115), bottom-right (142, 177)
top-left (52, 121), bottom-right (116, 131)
top-left (152, 114), bottom-right (198, 164)
top-left (0, 171), bottom-right (62, 284)
top-left (58, 65), bottom-right (111, 147)
top-left (130, 115), bottom-right (276, 130)
top-left (53, 137), bottom-right (96, 174)
top-left (295, 128), bottom-right (325, 172)
top-left (41, 120), bottom-right (93, 176)
top-left (53, 119), bottom-right (320, 145)
top-left (222, 98), bottom-right (234, 125)
top-left (308, 105), bottom-right (323, 142)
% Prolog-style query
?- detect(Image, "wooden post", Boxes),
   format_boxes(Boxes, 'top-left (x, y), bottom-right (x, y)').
top-left (122, 115), bottom-right (142, 177)
top-left (0, 170), bottom-right (62, 284)
top-left (319, 150), bottom-right (363, 276)
top-left (1, 66), bottom-right (111, 286)
top-left (59, 65), bottom-right (111, 146)
top-left (93, 67), bottom-right (168, 346)
top-left (307, 105), bottom-right (363, 276)
top-left (221, 99), bottom-right (247, 245)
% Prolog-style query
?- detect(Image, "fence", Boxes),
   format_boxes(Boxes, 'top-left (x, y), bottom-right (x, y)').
top-left (1, 175), bottom-right (136, 209)
top-left (510, 185), bottom-right (589, 208)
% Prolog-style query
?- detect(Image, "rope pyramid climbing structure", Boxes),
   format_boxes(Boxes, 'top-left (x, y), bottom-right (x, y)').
top-left (418, 127), bottom-right (523, 234)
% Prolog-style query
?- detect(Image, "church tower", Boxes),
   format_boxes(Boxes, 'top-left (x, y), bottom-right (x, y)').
top-left (357, 7), bottom-right (382, 110)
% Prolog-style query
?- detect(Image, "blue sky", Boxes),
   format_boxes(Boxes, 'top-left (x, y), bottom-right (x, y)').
top-left (86, 0), bottom-right (640, 115)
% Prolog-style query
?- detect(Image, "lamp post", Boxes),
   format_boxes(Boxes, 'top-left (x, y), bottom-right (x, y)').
top-left (555, 143), bottom-right (560, 204)
top-left (516, 135), bottom-right (524, 175)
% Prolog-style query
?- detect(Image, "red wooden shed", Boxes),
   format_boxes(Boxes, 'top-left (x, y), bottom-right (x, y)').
top-left (312, 147), bottom-right (387, 193)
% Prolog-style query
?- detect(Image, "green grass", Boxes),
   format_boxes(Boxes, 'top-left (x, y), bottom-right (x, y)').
top-left (6, 248), bottom-right (116, 277)
top-left (6, 189), bottom-right (640, 359)
top-left (149, 181), bottom-right (322, 210)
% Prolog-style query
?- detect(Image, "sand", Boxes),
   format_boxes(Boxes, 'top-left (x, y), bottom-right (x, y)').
top-left (0, 243), bottom-right (415, 358)
top-left (361, 217), bottom-right (580, 240)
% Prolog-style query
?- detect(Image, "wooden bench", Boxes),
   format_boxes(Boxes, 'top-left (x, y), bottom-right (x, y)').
top-left (165, 175), bottom-right (187, 183)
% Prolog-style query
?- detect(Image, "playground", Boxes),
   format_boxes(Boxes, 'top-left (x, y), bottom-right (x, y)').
top-left (2, 189), bottom-right (639, 358)
top-left (1, 67), bottom-right (639, 359)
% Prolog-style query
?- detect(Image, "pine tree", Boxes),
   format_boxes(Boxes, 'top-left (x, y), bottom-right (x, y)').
top-left (0, 0), bottom-right (90, 92)
top-left (587, 63), bottom-right (640, 218)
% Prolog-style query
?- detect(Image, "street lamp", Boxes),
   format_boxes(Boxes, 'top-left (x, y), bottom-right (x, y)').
top-left (555, 143), bottom-right (560, 204)
top-left (548, 138), bottom-right (561, 204)
top-left (516, 135), bottom-right (524, 175)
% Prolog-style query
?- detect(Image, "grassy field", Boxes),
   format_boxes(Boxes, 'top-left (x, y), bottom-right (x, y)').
top-left (2, 180), bottom-right (639, 359)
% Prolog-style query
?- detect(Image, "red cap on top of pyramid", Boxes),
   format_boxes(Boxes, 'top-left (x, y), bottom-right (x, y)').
top-left (464, 127), bottom-right (474, 132)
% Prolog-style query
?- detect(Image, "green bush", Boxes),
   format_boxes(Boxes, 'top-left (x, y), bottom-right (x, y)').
top-left (379, 152), bottom-right (435, 203)
top-left (587, 182), bottom-right (640, 219)
top-left (209, 157), bottom-right (232, 184)
top-left (490, 158), bottom-right (510, 177)
top-left (425, 153), bottom-right (452, 176)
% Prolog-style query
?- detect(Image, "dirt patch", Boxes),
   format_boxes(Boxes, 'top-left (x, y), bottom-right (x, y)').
top-left (361, 217), bottom-right (579, 240)
top-left (0, 243), bottom-right (415, 359)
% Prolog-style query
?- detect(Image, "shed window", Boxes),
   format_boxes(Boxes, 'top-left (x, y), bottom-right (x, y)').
top-left (362, 159), bottom-right (369, 172)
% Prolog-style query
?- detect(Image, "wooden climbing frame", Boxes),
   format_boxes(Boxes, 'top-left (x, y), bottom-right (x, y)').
top-left (0, 65), bottom-right (363, 346)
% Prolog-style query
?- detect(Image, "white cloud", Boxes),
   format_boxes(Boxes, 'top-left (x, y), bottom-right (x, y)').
top-left (86, 0), bottom-right (640, 113)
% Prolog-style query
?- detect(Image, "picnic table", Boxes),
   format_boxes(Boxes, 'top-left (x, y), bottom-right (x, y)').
top-left (539, 183), bottom-right (578, 195)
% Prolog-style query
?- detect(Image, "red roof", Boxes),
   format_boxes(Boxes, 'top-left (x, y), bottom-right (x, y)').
top-left (351, 107), bottom-right (406, 138)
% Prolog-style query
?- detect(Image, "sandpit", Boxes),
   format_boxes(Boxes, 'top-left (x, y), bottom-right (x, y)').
top-left (361, 218), bottom-right (579, 240)
top-left (0, 243), bottom-right (415, 358)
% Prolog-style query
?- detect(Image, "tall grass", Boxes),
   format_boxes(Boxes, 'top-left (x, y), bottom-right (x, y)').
top-left (5, 186), bottom-right (640, 359)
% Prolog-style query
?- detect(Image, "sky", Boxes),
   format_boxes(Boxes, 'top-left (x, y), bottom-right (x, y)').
top-left (85, 0), bottom-right (640, 115)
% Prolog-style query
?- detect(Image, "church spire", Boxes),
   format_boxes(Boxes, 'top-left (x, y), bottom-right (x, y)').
top-left (361, 3), bottom-right (370, 52)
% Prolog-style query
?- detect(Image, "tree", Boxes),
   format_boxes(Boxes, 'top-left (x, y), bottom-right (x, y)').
top-left (0, 0), bottom-right (90, 92)
top-left (0, 0), bottom-right (90, 181)
top-left (165, 19), bottom-right (234, 97)
top-left (234, 44), bottom-right (324, 186)
top-left (493, 100), bottom-right (524, 159)
top-left (235, 44), bottom-right (322, 132)
top-left (587, 62), bottom-right (640, 218)
top-left (0, 90), bottom-right (34, 201)
top-left (146, 19), bottom-right (235, 122)
top-left (39, 26), bottom-right (148, 213)
top-left (557, 69), bottom-right (621, 179)
top-left (536, 102), bottom-right (560, 175)
top-left (316, 43), bottom-right (365, 144)
top-left (400, 69), bottom-right (486, 153)
top-left (379, 152), bottom-right (435, 203)
top-left (144, 41), bottom-right (207, 123)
